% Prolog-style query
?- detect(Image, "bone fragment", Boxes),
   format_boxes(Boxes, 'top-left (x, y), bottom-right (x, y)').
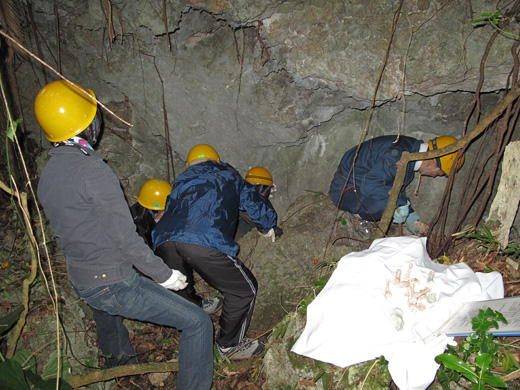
top-left (417, 286), bottom-right (431, 299)
top-left (405, 263), bottom-right (413, 280)
top-left (385, 279), bottom-right (392, 298)
top-left (392, 269), bottom-right (402, 285)
top-left (408, 285), bottom-right (417, 305)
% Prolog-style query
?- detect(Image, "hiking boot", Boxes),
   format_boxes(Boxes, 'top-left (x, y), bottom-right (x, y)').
top-left (202, 297), bottom-right (223, 314)
top-left (218, 338), bottom-right (264, 361)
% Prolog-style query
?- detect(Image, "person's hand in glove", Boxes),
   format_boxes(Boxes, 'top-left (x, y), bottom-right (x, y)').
top-left (159, 269), bottom-right (188, 291)
top-left (259, 227), bottom-right (276, 243)
top-left (393, 202), bottom-right (410, 224)
top-left (405, 212), bottom-right (425, 235)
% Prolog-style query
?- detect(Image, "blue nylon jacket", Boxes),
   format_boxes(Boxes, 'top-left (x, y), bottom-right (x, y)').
top-left (152, 161), bottom-right (277, 257)
top-left (329, 135), bottom-right (423, 217)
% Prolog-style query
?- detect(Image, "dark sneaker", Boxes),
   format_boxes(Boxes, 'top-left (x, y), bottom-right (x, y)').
top-left (352, 214), bottom-right (374, 238)
top-left (218, 338), bottom-right (264, 361)
top-left (202, 297), bottom-right (223, 314)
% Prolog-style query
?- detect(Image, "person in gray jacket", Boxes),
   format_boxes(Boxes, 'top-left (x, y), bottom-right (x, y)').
top-left (35, 80), bottom-right (213, 390)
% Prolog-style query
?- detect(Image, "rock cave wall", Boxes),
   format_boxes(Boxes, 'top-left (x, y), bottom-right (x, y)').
top-left (14, 0), bottom-right (516, 222)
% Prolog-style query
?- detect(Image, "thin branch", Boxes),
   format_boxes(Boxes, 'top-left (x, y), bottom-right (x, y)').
top-left (1, 73), bottom-right (63, 386)
top-left (66, 361), bottom-right (179, 388)
top-left (0, 30), bottom-right (133, 128)
top-left (256, 21), bottom-right (270, 65)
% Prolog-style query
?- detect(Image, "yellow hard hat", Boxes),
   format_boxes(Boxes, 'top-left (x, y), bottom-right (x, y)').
top-left (428, 136), bottom-right (465, 175)
top-left (186, 144), bottom-right (220, 166)
top-left (245, 166), bottom-right (273, 186)
top-left (137, 179), bottom-right (173, 211)
top-left (34, 80), bottom-right (98, 142)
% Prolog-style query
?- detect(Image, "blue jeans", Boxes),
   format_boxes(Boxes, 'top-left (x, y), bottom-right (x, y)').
top-left (70, 271), bottom-right (214, 390)
top-left (90, 307), bottom-right (138, 367)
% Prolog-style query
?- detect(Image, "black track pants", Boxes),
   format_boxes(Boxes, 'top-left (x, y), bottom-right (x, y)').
top-left (156, 241), bottom-right (258, 347)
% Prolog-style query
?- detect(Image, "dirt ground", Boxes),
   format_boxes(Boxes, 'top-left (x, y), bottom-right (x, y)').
top-left (2, 190), bottom-right (520, 389)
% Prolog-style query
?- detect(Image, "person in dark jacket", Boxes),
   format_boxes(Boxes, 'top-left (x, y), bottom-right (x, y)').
top-left (329, 135), bottom-right (464, 234)
top-left (130, 178), bottom-right (223, 314)
top-left (235, 166), bottom-right (283, 241)
top-left (153, 144), bottom-right (278, 361)
top-left (35, 80), bottom-right (214, 390)
top-left (130, 178), bottom-right (172, 248)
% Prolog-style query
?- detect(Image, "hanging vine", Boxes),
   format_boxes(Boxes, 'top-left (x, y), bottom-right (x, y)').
top-left (426, 0), bottom-right (520, 259)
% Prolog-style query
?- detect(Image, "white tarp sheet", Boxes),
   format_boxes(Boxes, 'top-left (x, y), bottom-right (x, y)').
top-left (291, 236), bottom-right (504, 390)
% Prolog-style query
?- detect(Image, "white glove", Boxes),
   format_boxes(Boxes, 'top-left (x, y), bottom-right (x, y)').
top-left (259, 228), bottom-right (276, 243)
top-left (159, 269), bottom-right (188, 291)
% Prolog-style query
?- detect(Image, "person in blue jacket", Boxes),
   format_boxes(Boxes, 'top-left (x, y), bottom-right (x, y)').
top-left (131, 178), bottom-right (223, 314)
top-left (235, 166), bottom-right (283, 241)
top-left (329, 135), bottom-right (464, 234)
top-left (153, 144), bottom-right (278, 361)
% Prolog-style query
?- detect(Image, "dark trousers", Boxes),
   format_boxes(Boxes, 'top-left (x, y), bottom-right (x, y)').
top-left (156, 241), bottom-right (258, 348)
top-left (337, 186), bottom-right (386, 221)
top-left (91, 307), bottom-right (138, 367)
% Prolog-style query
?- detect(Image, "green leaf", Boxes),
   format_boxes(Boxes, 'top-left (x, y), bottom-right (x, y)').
top-left (481, 372), bottom-right (507, 388)
top-left (24, 370), bottom-right (45, 388)
top-left (39, 377), bottom-right (73, 390)
top-left (378, 355), bottom-right (389, 368)
top-left (436, 353), bottom-right (478, 383)
top-left (6, 119), bottom-right (23, 142)
top-left (42, 350), bottom-right (72, 380)
top-left (83, 358), bottom-right (95, 368)
top-left (0, 306), bottom-right (24, 337)
top-left (315, 361), bottom-right (329, 370)
top-left (483, 225), bottom-right (493, 241)
top-left (313, 370), bottom-right (325, 382)
top-left (12, 349), bottom-right (36, 373)
top-left (0, 359), bottom-right (31, 390)
top-left (475, 353), bottom-right (491, 373)
top-left (500, 351), bottom-right (520, 371)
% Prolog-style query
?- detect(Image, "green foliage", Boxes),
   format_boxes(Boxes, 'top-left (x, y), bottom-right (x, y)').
top-left (278, 385), bottom-right (298, 390)
top-left (83, 358), bottom-right (95, 368)
top-left (6, 118), bottom-right (22, 142)
top-left (435, 308), bottom-right (509, 390)
top-left (314, 257), bottom-right (340, 272)
top-left (472, 10), bottom-right (520, 40)
top-left (466, 225), bottom-right (520, 260)
top-left (0, 305), bottom-right (23, 336)
top-left (297, 296), bottom-right (313, 315)
top-left (313, 360), bottom-right (332, 385)
top-left (272, 320), bottom-right (289, 340)
top-left (213, 345), bottom-right (231, 366)
top-left (0, 349), bottom-right (72, 390)
top-left (0, 310), bottom-right (72, 390)
top-left (378, 355), bottom-right (389, 368)
top-left (472, 11), bottom-right (504, 26)
top-left (336, 216), bottom-right (347, 225)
